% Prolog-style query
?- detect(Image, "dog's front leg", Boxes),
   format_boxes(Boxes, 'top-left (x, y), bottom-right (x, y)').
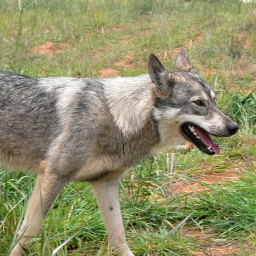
top-left (90, 174), bottom-right (134, 256)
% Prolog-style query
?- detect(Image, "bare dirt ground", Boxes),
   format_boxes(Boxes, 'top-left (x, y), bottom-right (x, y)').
top-left (170, 168), bottom-right (242, 194)
top-left (30, 41), bottom-right (67, 55)
top-left (100, 67), bottom-right (119, 77)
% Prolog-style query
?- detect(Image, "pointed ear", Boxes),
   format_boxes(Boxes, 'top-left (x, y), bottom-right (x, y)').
top-left (148, 54), bottom-right (176, 98)
top-left (175, 49), bottom-right (196, 73)
top-left (148, 54), bottom-right (165, 85)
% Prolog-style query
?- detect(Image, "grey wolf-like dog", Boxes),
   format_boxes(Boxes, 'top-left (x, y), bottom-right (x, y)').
top-left (2, 50), bottom-right (238, 256)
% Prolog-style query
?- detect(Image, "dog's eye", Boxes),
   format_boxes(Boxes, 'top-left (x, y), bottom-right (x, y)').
top-left (193, 100), bottom-right (204, 106)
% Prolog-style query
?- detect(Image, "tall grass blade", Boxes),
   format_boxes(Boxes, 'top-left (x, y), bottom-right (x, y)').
top-left (51, 227), bottom-right (83, 256)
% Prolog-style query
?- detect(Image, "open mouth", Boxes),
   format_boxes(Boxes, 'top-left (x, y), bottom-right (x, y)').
top-left (180, 123), bottom-right (220, 155)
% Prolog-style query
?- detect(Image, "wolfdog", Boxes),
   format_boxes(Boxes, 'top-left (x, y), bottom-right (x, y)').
top-left (2, 50), bottom-right (238, 256)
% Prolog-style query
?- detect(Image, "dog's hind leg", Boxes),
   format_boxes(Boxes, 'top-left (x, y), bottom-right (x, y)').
top-left (90, 172), bottom-right (134, 256)
top-left (10, 162), bottom-right (67, 256)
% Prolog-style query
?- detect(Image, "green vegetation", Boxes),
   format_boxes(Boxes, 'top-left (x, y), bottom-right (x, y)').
top-left (0, 0), bottom-right (256, 255)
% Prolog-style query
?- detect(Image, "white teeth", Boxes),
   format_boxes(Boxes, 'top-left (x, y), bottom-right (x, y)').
top-left (207, 146), bottom-right (213, 152)
top-left (190, 126), bottom-right (195, 132)
top-left (188, 125), bottom-right (213, 152)
top-left (188, 125), bottom-right (199, 138)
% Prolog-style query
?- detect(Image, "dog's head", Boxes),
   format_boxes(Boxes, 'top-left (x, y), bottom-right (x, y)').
top-left (149, 50), bottom-right (239, 155)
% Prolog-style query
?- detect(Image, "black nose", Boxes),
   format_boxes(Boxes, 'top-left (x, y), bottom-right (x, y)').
top-left (228, 123), bottom-right (239, 135)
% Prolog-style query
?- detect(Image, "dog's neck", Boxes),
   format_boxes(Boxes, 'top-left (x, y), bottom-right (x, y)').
top-left (103, 75), bottom-right (155, 138)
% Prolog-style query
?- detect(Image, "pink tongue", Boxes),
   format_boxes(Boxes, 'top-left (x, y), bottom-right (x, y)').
top-left (194, 126), bottom-right (220, 154)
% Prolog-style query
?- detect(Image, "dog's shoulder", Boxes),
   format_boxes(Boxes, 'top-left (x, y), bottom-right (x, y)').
top-left (100, 75), bottom-right (155, 136)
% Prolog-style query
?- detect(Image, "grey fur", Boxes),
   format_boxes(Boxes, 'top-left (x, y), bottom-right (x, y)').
top-left (4, 50), bottom-right (238, 256)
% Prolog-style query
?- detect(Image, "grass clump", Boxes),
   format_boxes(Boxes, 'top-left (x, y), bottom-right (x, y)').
top-left (183, 172), bottom-right (256, 238)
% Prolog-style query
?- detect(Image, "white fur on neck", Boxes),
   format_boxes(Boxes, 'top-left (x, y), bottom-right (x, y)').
top-left (103, 75), bottom-right (154, 137)
top-left (151, 108), bottom-right (186, 154)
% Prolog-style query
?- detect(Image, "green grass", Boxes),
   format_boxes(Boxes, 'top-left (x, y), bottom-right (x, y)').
top-left (1, 0), bottom-right (256, 255)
